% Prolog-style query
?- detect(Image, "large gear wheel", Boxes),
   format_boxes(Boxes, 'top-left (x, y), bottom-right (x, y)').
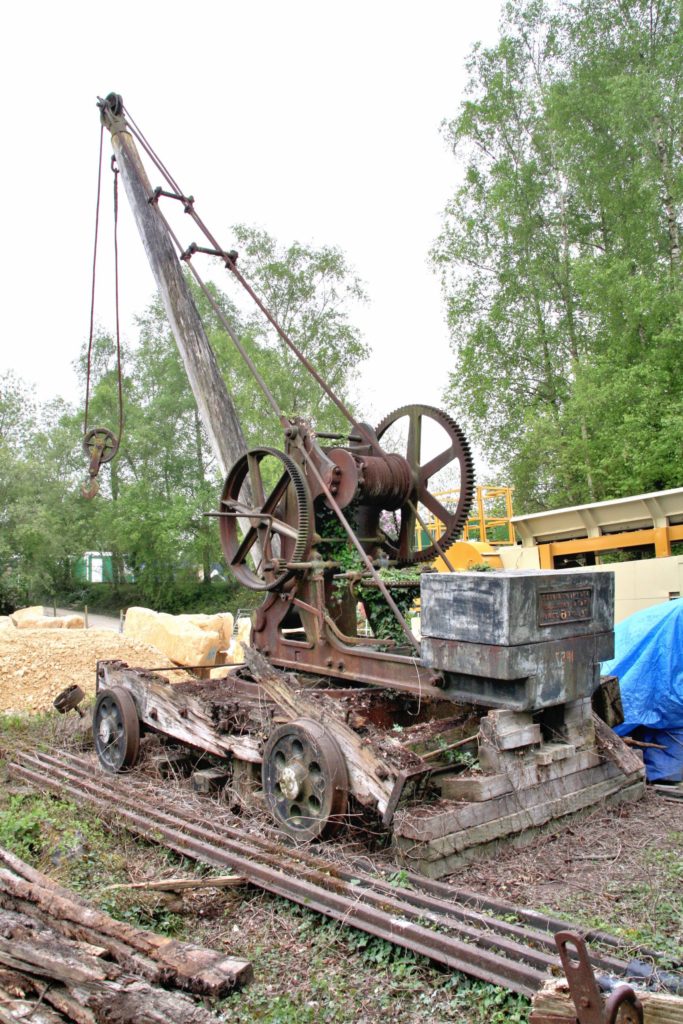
top-left (372, 405), bottom-right (475, 564)
top-left (219, 447), bottom-right (313, 591)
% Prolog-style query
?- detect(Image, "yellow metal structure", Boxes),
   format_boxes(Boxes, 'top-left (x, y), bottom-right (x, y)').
top-left (417, 486), bottom-right (514, 549)
top-left (464, 486), bottom-right (515, 545)
top-left (433, 540), bottom-right (503, 573)
top-left (415, 485), bottom-right (513, 573)
top-left (537, 524), bottom-right (683, 569)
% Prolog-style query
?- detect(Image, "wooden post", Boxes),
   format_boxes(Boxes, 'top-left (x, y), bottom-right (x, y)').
top-left (100, 99), bottom-right (248, 479)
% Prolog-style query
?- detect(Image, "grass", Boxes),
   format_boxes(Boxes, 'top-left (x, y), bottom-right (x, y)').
top-left (2, 709), bottom-right (681, 1023)
top-left (0, 762), bottom-right (530, 1023)
top-left (540, 836), bottom-right (683, 967)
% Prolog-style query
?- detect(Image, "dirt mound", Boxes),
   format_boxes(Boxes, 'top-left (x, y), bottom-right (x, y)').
top-left (0, 626), bottom-right (173, 715)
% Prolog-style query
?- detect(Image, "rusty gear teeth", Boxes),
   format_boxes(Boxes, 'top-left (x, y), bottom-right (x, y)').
top-left (219, 447), bottom-right (312, 591)
top-left (374, 405), bottom-right (476, 565)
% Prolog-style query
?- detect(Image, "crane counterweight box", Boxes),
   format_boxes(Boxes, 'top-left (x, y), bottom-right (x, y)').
top-left (420, 570), bottom-right (615, 711)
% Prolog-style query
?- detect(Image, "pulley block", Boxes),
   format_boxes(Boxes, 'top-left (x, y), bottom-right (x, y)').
top-left (81, 427), bottom-right (119, 499)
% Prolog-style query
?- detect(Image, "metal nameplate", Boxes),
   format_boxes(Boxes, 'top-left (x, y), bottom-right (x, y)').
top-left (538, 587), bottom-right (593, 626)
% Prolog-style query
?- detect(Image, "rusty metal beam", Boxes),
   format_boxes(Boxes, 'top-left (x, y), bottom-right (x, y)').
top-left (11, 750), bottom-right (681, 1000)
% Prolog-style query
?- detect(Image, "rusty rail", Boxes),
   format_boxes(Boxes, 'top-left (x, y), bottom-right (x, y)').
top-left (9, 750), bottom-right (681, 998)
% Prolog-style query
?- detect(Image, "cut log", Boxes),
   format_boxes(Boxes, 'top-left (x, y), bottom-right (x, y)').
top-left (0, 986), bottom-right (68, 1024)
top-left (0, 847), bottom-right (252, 997)
top-left (0, 929), bottom-right (223, 1024)
top-left (593, 713), bottom-right (644, 775)
top-left (244, 648), bottom-right (396, 813)
top-left (0, 905), bottom-right (243, 1024)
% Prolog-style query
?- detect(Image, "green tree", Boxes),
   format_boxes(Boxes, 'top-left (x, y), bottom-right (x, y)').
top-left (0, 375), bottom-right (83, 610)
top-left (434, 0), bottom-right (683, 511)
top-left (227, 225), bottom-right (369, 439)
top-left (62, 227), bottom-right (369, 610)
top-left (0, 225), bottom-right (368, 613)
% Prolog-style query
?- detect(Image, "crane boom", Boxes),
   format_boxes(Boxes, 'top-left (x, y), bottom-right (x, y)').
top-left (99, 94), bottom-right (247, 478)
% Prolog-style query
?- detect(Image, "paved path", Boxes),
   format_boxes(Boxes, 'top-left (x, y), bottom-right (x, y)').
top-left (48, 607), bottom-right (122, 632)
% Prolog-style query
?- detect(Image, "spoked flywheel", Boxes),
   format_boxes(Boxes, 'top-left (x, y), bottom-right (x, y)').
top-left (219, 447), bottom-right (313, 591)
top-left (370, 404), bottom-right (475, 564)
top-left (262, 718), bottom-right (349, 841)
top-left (93, 687), bottom-right (141, 772)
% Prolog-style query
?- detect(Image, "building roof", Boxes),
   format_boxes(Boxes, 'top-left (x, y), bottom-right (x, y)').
top-left (511, 487), bottom-right (683, 546)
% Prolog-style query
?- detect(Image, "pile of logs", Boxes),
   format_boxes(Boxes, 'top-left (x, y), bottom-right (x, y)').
top-left (0, 846), bottom-right (252, 1024)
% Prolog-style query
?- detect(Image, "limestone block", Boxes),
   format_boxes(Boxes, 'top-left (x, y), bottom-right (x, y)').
top-left (63, 615), bottom-right (85, 629)
top-left (11, 611), bottom-right (85, 629)
top-left (11, 606), bottom-right (46, 627)
top-left (124, 606), bottom-right (220, 666)
top-left (43, 614), bottom-right (84, 629)
top-left (224, 617), bottom-right (251, 664)
top-left (177, 612), bottom-right (234, 650)
top-left (31, 617), bottom-right (64, 629)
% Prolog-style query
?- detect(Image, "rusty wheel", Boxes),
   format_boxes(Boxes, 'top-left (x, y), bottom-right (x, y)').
top-left (262, 718), bottom-right (348, 841)
top-left (53, 684), bottom-right (85, 715)
top-left (219, 447), bottom-right (312, 591)
top-left (93, 687), bottom-right (140, 773)
top-left (371, 404), bottom-right (475, 564)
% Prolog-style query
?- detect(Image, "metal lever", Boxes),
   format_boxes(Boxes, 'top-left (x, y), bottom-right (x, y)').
top-left (555, 931), bottom-right (644, 1024)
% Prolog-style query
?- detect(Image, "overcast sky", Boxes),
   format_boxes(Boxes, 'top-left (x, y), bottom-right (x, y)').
top-left (2, 0), bottom-right (502, 435)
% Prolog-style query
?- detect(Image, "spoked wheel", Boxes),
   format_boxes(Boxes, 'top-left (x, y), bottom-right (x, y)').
top-left (219, 447), bottom-right (312, 591)
top-left (262, 718), bottom-right (349, 841)
top-left (371, 404), bottom-right (475, 564)
top-left (93, 687), bottom-right (140, 772)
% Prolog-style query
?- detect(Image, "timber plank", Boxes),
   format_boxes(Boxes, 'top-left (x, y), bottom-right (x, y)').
top-left (396, 772), bottom-right (645, 862)
top-left (398, 781), bottom-right (645, 878)
top-left (395, 759), bottom-right (636, 842)
top-left (532, 978), bottom-right (683, 1023)
top-left (438, 749), bottom-right (600, 801)
top-left (101, 665), bottom-right (262, 763)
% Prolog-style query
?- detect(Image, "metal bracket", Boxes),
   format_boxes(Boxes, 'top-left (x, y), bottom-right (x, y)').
top-left (555, 931), bottom-right (644, 1024)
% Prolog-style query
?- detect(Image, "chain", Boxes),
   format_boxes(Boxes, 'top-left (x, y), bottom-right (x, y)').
top-left (84, 124), bottom-right (105, 434)
top-left (81, 126), bottom-right (124, 499)
top-left (112, 156), bottom-right (124, 442)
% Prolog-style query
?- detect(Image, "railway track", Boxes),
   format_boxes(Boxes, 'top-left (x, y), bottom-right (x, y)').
top-left (10, 749), bottom-right (681, 999)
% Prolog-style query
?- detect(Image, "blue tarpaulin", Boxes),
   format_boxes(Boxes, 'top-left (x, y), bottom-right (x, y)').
top-left (601, 598), bottom-right (683, 783)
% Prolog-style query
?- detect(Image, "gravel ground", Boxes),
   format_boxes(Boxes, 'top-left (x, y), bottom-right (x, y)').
top-left (0, 624), bottom-right (172, 714)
